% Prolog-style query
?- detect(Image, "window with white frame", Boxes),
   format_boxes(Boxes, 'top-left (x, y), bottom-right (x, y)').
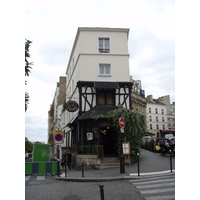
top-left (149, 116), bottom-right (152, 121)
top-left (150, 124), bottom-right (152, 129)
top-left (99, 38), bottom-right (110, 53)
top-left (99, 64), bottom-right (111, 76)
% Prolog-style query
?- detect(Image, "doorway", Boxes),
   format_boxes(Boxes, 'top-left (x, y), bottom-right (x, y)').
top-left (100, 127), bottom-right (117, 157)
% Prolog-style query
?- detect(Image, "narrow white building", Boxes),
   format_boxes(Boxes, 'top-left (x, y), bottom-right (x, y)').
top-left (60, 27), bottom-right (133, 168)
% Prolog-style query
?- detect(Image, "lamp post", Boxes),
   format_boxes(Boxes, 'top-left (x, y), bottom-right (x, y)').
top-left (117, 103), bottom-right (125, 174)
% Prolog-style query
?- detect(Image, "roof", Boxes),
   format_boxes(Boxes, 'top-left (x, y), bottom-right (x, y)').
top-left (78, 105), bottom-right (116, 120)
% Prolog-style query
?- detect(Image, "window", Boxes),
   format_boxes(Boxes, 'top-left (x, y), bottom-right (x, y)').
top-left (163, 124), bottom-right (165, 130)
top-left (99, 38), bottom-right (110, 53)
top-left (157, 124), bottom-right (159, 129)
top-left (162, 109), bottom-right (164, 114)
top-left (99, 64), bottom-right (111, 75)
top-left (155, 108), bottom-right (158, 114)
top-left (97, 90), bottom-right (114, 106)
top-left (149, 107), bottom-right (151, 113)
top-left (156, 116), bottom-right (158, 122)
top-left (150, 124), bottom-right (152, 129)
top-left (149, 116), bottom-right (152, 121)
top-left (162, 117), bottom-right (164, 122)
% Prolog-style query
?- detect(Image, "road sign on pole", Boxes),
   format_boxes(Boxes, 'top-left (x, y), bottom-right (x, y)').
top-left (55, 130), bottom-right (63, 144)
top-left (119, 117), bottom-right (125, 129)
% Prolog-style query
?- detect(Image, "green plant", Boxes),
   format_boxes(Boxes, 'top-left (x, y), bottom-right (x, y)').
top-left (95, 108), bottom-right (146, 158)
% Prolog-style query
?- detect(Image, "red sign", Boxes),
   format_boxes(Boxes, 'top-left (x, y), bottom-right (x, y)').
top-left (119, 117), bottom-right (125, 129)
top-left (55, 133), bottom-right (63, 142)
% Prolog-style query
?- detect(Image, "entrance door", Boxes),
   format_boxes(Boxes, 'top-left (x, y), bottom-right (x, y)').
top-left (100, 127), bottom-right (117, 157)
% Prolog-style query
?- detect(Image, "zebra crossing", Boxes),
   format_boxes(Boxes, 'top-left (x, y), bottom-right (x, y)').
top-left (130, 173), bottom-right (175, 200)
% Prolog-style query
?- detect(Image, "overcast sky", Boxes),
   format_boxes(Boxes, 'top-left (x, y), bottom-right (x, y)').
top-left (25, 0), bottom-right (175, 143)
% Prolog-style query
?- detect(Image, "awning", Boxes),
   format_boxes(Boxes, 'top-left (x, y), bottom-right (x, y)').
top-left (94, 82), bottom-right (119, 89)
top-left (79, 105), bottom-right (116, 120)
top-left (65, 114), bottom-right (78, 128)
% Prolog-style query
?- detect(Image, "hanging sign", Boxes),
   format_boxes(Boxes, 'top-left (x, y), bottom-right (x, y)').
top-left (87, 132), bottom-right (93, 140)
top-left (65, 100), bottom-right (79, 112)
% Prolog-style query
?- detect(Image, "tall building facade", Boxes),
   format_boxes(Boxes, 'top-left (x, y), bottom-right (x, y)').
top-left (60, 27), bottom-right (132, 168)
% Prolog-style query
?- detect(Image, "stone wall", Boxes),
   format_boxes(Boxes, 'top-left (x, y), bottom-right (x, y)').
top-left (72, 154), bottom-right (100, 170)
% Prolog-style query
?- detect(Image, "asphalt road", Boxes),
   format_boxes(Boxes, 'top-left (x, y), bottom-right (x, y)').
top-left (125, 148), bottom-right (175, 174)
top-left (25, 149), bottom-right (175, 200)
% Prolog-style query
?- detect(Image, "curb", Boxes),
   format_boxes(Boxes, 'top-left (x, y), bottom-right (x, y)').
top-left (54, 175), bottom-right (147, 182)
top-left (54, 170), bottom-right (175, 182)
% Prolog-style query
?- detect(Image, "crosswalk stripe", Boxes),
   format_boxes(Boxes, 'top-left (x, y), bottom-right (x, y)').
top-left (140, 187), bottom-right (175, 194)
top-left (25, 175), bottom-right (45, 181)
top-left (145, 194), bottom-right (175, 200)
top-left (133, 178), bottom-right (174, 185)
top-left (25, 176), bottom-right (31, 181)
top-left (36, 175), bottom-right (45, 180)
top-left (135, 181), bottom-right (175, 189)
top-left (131, 174), bottom-right (175, 200)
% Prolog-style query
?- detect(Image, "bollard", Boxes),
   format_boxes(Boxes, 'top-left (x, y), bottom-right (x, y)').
top-left (82, 162), bottom-right (84, 177)
top-left (57, 160), bottom-right (60, 177)
top-left (169, 150), bottom-right (172, 173)
top-left (99, 185), bottom-right (105, 200)
top-left (137, 153), bottom-right (140, 176)
top-left (65, 162), bottom-right (67, 177)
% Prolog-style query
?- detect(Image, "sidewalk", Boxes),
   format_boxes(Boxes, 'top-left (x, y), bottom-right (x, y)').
top-left (55, 167), bottom-right (132, 182)
top-left (55, 166), bottom-right (175, 182)
top-left (54, 149), bottom-right (175, 182)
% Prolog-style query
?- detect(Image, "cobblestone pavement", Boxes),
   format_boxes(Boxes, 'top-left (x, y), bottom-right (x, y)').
top-left (25, 175), bottom-right (145, 200)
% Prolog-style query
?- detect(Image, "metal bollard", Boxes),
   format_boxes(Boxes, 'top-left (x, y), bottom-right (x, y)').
top-left (137, 153), bottom-right (140, 176)
top-left (82, 162), bottom-right (84, 177)
top-left (169, 150), bottom-right (172, 173)
top-left (65, 162), bottom-right (67, 177)
top-left (57, 160), bottom-right (60, 177)
top-left (99, 185), bottom-right (105, 200)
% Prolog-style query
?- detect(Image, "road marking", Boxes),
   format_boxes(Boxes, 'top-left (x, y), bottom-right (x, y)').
top-left (129, 169), bottom-right (175, 176)
top-left (36, 175), bottom-right (45, 180)
top-left (25, 176), bottom-right (31, 181)
top-left (131, 173), bottom-right (175, 200)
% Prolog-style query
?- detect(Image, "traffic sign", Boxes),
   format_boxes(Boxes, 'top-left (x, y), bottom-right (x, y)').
top-left (119, 117), bottom-right (125, 129)
top-left (55, 133), bottom-right (63, 142)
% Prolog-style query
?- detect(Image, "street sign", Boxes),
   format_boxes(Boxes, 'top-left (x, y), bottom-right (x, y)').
top-left (55, 132), bottom-right (63, 142)
top-left (119, 117), bottom-right (125, 129)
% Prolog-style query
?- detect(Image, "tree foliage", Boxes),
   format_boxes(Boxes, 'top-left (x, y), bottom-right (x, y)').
top-left (95, 108), bottom-right (146, 158)
top-left (25, 137), bottom-right (33, 153)
top-left (25, 39), bottom-right (33, 111)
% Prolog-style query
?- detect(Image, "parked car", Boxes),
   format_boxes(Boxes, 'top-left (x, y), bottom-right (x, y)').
top-left (154, 138), bottom-right (175, 154)
top-left (154, 138), bottom-right (167, 153)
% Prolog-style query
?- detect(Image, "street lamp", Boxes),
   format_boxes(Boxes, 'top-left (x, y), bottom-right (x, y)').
top-left (117, 103), bottom-right (125, 174)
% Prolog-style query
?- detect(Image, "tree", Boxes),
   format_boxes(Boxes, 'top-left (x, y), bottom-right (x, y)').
top-left (25, 137), bottom-right (33, 153)
top-left (95, 108), bottom-right (146, 158)
top-left (25, 39), bottom-right (33, 111)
